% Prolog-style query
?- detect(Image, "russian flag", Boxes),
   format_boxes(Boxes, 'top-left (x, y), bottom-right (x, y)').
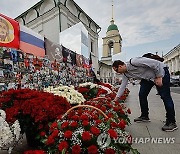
top-left (20, 25), bottom-right (45, 57)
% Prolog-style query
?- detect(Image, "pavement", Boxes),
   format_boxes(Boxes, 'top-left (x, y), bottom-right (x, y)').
top-left (125, 84), bottom-right (180, 154)
top-left (1, 84), bottom-right (180, 154)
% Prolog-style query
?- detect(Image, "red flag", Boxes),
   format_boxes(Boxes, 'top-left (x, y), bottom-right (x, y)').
top-left (0, 13), bottom-right (20, 49)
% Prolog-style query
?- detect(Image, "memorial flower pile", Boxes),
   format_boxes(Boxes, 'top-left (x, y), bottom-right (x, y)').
top-left (44, 85), bottom-right (85, 105)
top-left (0, 89), bottom-right (70, 134)
top-left (40, 105), bottom-right (139, 154)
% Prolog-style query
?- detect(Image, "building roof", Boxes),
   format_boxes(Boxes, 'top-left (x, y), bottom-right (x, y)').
top-left (107, 24), bottom-right (118, 32)
top-left (107, 19), bottom-right (118, 32)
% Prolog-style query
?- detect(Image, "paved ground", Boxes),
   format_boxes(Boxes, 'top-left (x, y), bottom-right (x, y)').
top-left (126, 84), bottom-right (180, 154)
top-left (1, 84), bottom-right (180, 154)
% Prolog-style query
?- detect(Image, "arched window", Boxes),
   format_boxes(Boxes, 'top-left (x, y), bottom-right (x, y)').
top-left (108, 41), bottom-right (114, 56)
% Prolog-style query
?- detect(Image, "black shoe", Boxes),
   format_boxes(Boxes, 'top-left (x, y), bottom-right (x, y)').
top-left (162, 122), bottom-right (178, 132)
top-left (134, 116), bottom-right (151, 123)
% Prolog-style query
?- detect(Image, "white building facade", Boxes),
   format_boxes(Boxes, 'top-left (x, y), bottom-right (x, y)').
top-left (163, 44), bottom-right (180, 74)
top-left (15, 0), bottom-right (101, 74)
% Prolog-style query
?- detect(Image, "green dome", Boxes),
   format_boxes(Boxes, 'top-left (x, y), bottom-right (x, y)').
top-left (107, 24), bottom-right (118, 32)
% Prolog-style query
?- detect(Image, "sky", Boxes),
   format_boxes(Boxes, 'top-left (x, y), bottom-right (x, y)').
top-left (0, 0), bottom-right (180, 61)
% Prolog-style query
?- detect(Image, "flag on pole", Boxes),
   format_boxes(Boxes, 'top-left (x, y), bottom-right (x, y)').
top-left (19, 25), bottom-right (45, 57)
top-left (0, 13), bottom-right (20, 49)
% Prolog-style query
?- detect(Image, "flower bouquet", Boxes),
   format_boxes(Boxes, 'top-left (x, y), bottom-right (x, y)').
top-left (85, 97), bottom-right (131, 127)
top-left (118, 88), bottom-right (130, 102)
top-left (0, 109), bottom-right (21, 154)
top-left (0, 89), bottom-right (71, 147)
top-left (44, 85), bottom-right (85, 105)
top-left (40, 105), bottom-right (139, 154)
top-left (77, 82), bottom-right (99, 100)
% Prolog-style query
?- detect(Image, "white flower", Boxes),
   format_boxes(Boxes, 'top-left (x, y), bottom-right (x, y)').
top-left (79, 82), bottom-right (98, 89)
top-left (44, 85), bottom-right (85, 104)
top-left (0, 110), bottom-right (21, 153)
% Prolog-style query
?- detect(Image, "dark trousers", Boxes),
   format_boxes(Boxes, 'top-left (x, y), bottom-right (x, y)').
top-left (139, 67), bottom-right (176, 123)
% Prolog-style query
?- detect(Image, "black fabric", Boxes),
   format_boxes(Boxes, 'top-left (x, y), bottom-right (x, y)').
top-left (129, 58), bottom-right (137, 67)
top-left (142, 53), bottom-right (164, 62)
top-left (62, 46), bottom-right (71, 63)
top-left (70, 51), bottom-right (76, 66)
top-left (2, 49), bottom-right (11, 59)
top-left (44, 38), bottom-right (63, 62)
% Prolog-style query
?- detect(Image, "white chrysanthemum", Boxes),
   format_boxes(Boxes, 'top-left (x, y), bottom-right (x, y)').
top-left (44, 85), bottom-right (85, 104)
top-left (0, 110), bottom-right (21, 152)
top-left (11, 120), bottom-right (21, 141)
top-left (79, 82), bottom-right (98, 89)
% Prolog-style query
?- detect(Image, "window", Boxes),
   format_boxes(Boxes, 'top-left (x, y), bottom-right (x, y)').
top-left (91, 40), bottom-right (94, 53)
top-left (108, 41), bottom-right (114, 56)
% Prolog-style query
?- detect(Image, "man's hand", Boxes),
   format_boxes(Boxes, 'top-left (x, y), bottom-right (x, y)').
top-left (154, 77), bottom-right (163, 86)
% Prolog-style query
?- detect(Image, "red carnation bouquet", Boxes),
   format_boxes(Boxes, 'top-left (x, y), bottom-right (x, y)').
top-left (85, 96), bottom-right (131, 127)
top-left (0, 89), bottom-right (71, 147)
top-left (40, 105), bottom-right (139, 154)
top-left (77, 82), bottom-right (130, 102)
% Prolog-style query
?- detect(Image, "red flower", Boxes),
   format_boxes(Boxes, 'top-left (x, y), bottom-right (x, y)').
top-left (61, 122), bottom-right (69, 129)
top-left (51, 122), bottom-right (58, 129)
top-left (90, 126), bottom-right (100, 136)
top-left (72, 145), bottom-right (81, 154)
top-left (88, 145), bottom-right (98, 154)
top-left (78, 87), bottom-right (89, 93)
top-left (51, 129), bottom-right (59, 138)
top-left (80, 114), bottom-right (89, 121)
top-left (46, 136), bottom-right (55, 145)
top-left (119, 109), bottom-right (125, 115)
top-left (107, 113), bottom-right (113, 118)
top-left (111, 122), bottom-right (118, 127)
top-left (82, 131), bottom-right (91, 141)
top-left (82, 120), bottom-right (89, 126)
top-left (64, 130), bottom-right (72, 139)
top-left (120, 95), bottom-right (126, 100)
top-left (92, 114), bottom-right (98, 120)
top-left (40, 131), bottom-right (46, 137)
top-left (95, 119), bottom-right (102, 125)
top-left (127, 108), bottom-right (131, 114)
top-left (113, 107), bottom-right (119, 112)
top-left (118, 120), bottom-right (126, 129)
top-left (105, 148), bottom-right (116, 154)
top-left (100, 106), bottom-right (106, 112)
top-left (108, 129), bottom-right (118, 139)
top-left (70, 121), bottom-right (78, 128)
top-left (58, 141), bottom-right (69, 152)
top-left (72, 115), bottom-right (79, 121)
